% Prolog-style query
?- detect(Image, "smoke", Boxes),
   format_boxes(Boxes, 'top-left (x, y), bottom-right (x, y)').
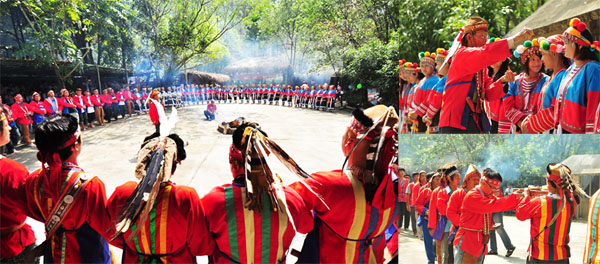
top-left (192, 26), bottom-right (335, 86)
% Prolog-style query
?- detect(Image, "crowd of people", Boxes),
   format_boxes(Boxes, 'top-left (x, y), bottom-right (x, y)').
top-left (0, 81), bottom-right (341, 155)
top-left (0, 103), bottom-right (400, 263)
top-left (399, 16), bottom-right (600, 134)
top-left (397, 163), bottom-right (588, 264)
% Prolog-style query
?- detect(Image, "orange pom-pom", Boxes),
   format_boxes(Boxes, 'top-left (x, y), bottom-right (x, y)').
top-left (431, 53), bottom-right (437, 59)
top-left (570, 18), bottom-right (580, 27)
top-left (532, 39), bottom-right (539, 46)
top-left (549, 43), bottom-right (557, 52)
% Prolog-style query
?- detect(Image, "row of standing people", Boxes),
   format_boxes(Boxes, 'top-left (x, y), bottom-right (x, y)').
top-left (0, 104), bottom-right (400, 263)
top-left (172, 83), bottom-right (340, 111)
top-left (397, 163), bottom-right (586, 264)
top-left (398, 16), bottom-right (600, 134)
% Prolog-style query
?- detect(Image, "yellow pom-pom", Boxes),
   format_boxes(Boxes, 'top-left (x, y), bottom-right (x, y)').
top-left (424, 51), bottom-right (430, 57)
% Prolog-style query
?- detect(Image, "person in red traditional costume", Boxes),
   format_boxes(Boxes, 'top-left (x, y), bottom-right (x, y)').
top-left (521, 18), bottom-right (600, 134)
top-left (516, 163), bottom-right (587, 264)
top-left (101, 89), bottom-right (114, 123)
top-left (439, 16), bottom-right (533, 133)
top-left (453, 168), bottom-right (522, 263)
top-left (408, 51), bottom-right (440, 133)
top-left (0, 107), bottom-right (37, 263)
top-left (148, 89), bottom-right (165, 134)
top-left (108, 132), bottom-right (214, 263)
top-left (446, 165), bottom-right (481, 254)
top-left (290, 105), bottom-right (399, 263)
top-left (202, 123), bottom-right (315, 263)
top-left (521, 35), bottom-right (570, 134)
top-left (10, 94), bottom-right (34, 146)
top-left (82, 90), bottom-right (96, 128)
top-left (423, 48), bottom-right (450, 134)
top-left (435, 166), bottom-right (461, 264)
top-left (499, 39), bottom-right (549, 134)
top-left (91, 89), bottom-right (105, 126)
top-left (402, 62), bottom-right (422, 133)
top-left (28, 92), bottom-right (47, 128)
top-left (429, 169), bottom-right (451, 264)
top-left (407, 172), bottom-right (421, 237)
top-left (73, 88), bottom-right (89, 131)
top-left (43, 90), bottom-right (59, 117)
top-left (414, 171), bottom-right (440, 264)
top-left (23, 114), bottom-right (113, 263)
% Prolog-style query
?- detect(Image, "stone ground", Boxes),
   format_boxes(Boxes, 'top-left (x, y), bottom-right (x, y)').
top-left (9, 102), bottom-right (350, 263)
top-left (397, 213), bottom-right (588, 263)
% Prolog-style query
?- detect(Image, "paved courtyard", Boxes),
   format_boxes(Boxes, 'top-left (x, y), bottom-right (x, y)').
top-left (10, 103), bottom-right (351, 262)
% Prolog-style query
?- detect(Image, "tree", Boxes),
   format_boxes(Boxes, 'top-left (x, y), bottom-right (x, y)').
top-left (16, 0), bottom-right (94, 90)
top-left (133, 0), bottom-right (266, 85)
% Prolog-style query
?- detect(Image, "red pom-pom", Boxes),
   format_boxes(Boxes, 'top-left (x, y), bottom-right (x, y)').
top-left (549, 44), bottom-right (557, 52)
top-left (576, 22), bottom-right (587, 32)
top-left (413, 63), bottom-right (418, 67)
top-left (431, 53), bottom-right (437, 59)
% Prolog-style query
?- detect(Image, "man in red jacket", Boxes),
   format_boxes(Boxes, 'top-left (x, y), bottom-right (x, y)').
top-left (439, 16), bottom-right (533, 133)
top-left (148, 89), bottom-right (164, 133)
top-left (101, 89), bottom-right (113, 123)
top-left (453, 168), bottom-right (522, 263)
top-left (10, 94), bottom-right (33, 146)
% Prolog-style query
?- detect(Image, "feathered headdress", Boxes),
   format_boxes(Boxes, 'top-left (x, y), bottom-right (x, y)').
top-left (110, 108), bottom-right (179, 241)
top-left (234, 123), bottom-right (326, 214)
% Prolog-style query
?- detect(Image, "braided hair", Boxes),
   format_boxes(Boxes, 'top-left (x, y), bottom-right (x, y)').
top-left (547, 163), bottom-right (588, 205)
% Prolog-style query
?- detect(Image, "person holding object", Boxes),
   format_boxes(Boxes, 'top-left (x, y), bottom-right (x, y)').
top-left (517, 163), bottom-right (586, 263)
top-left (439, 16), bottom-right (534, 133)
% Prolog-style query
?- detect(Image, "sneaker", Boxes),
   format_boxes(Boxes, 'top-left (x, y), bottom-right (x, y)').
top-left (505, 247), bottom-right (516, 257)
top-left (27, 143), bottom-right (36, 148)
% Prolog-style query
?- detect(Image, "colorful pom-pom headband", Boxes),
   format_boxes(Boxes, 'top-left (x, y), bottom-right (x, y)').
top-left (563, 18), bottom-right (600, 53)
top-left (513, 39), bottom-right (542, 63)
top-left (419, 51), bottom-right (436, 67)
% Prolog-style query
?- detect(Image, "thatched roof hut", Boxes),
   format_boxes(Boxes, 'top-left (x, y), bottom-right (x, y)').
top-left (181, 71), bottom-right (231, 84)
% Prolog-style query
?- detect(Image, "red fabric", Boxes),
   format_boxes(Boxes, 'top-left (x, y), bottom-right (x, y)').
top-left (10, 103), bottom-right (32, 125)
top-left (415, 187), bottom-right (432, 215)
top-left (453, 187), bottom-right (518, 257)
top-left (202, 183), bottom-right (312, 263)
top-left (28, 101), bottom-right (47, 115)
top-left (446, 189), bottom-right (466, 227)
top-left (58, 97), bottom-right (77, 112)
top-left (410, 182), bottom-right (422, 206)
top-left (207, 103), bottom-right (217, 112)
top-left (149, 102), bottom-right (160, 125)
top-left (485, 99), bottom-right (502, 122)
top-left (90, 95), bottom-right (102, 106)
top-left (437, 187), bottom-right (452, 217)
top-left (42, 99), bottom-right (55, 116)
top-left (440, 40), bottom-right (511, 129)
top-left (23, 166), bottom-right (113, 263)
top-left (290, 170), bottom-right (398, 263)
top-left (108, 181), bottom-right (214, 263)
top-left (427, 187), bottom-right (442, 230)
top-left (72, 95), bottom-right (85, 109)
top-left (0, 158), bottom-right (36, 258)
top-left (116, 92), bottom-right (125, 102)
